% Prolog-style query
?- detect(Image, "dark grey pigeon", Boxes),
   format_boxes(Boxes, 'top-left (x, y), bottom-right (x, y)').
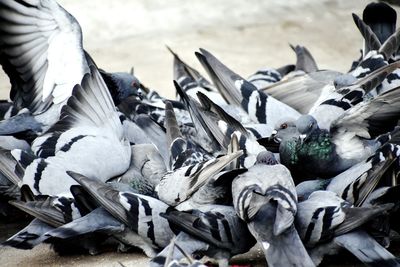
top-left (352, 12), bottom-right (383, 57)
top-left (296, 143), bottom-right (400, 205)
top-left (231, 151), bottom-right (315, 267)
top-left (278, 84), bottom-right (400, 180)
top-left (99, 69), bottom-right (143, 105)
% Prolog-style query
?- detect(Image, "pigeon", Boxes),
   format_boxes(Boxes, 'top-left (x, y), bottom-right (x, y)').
top-left (332, 230), bottom-right (400, 267)
top-left (164, 101), bottom-right (210, 170)
top-left (151, 205), bottom-right (256, 267)
top-left (0, 0), bottom-right (140, 136)
top-left (42, 207), bottom-right (127, 255)
top-left (0, 0), bottom-right (89, 112)
top-left (2, 218), bottom-right (54, 250)
top-left (278, 82), bottom-right (400, 180)
top-left (247, 67), bottom-right (283, 90)
top-left (173, 80), bottom-right (227, 154)
top-left (259, 70), bottom-right (341, 114)
top-left (67, 171), bottom-right (175, 257)
top-left (309, 61), bottom-right (400, 130)
top-left (289, 44), bottom-right (319, 75)
top-left (362, 2), bottom-right (397, 55)
top-left (295, 190), bottom-right (393, 247)
top-left (295, 190), bottom-right (398, 267)
top-left (268, 63), bottom-right (400, 148)
top-left (156, 150), bottom-right (243, 207)
top-left (151, 236), bottom-right (208, 267)
top-left (296, 143), bottom-right (400, 204)
top-left (10, 65), bottom-right (131, 196)
top-left (133, 114), bottom-right (170, 162)
top-left (108, 144), bottom-right (167, 197)
top-left (167, 46), bottom-right (226, 107)
top-left (175, 83), bottom-right (268, 168)
top-left (174, 168), bottom-right (247, 211)
top-left (9, 192), bottom-right (81, 228)
top-left (0, 0), bottom-right (90, 134)
top-left (231, 151), bottom-right (315, 267)
top-left (248, 42), bottom-right (319, 90)
top-left (350, 12), bottom-right (400, 96)
top-left (99, 69), bottom-right (143, 105)
top-left (195, 48), bottom-right (301, 125)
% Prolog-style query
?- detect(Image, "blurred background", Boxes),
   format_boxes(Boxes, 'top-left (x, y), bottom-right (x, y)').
top-left (0, 0), bottom-right (399, 266)
top-left (0, 0), bottom-right (388, 100)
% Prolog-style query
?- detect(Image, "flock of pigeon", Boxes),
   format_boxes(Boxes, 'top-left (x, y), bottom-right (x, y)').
top-left (1, 0), bottom-right (400, 266)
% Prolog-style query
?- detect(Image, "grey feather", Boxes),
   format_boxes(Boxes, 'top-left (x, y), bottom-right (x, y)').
top-left (334, 230), bottom-right (400, 267)
top-left (2, 218), bottom-right (54, 249)
top-left (44, 207), bottom-right (125, 239)
top-left (290, 44), bottom-right (318, 73)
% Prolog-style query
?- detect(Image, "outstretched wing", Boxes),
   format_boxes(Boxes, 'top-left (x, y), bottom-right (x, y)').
top-left (0, 0), bottom-right (89, 114)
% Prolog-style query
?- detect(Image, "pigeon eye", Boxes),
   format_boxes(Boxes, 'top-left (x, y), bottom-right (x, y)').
top-left (131, 82), bottom-right (138, 88)
top-left (308, 123), bottom-right (313, 129)
top-left (280, 123), bottom-right (288, 129)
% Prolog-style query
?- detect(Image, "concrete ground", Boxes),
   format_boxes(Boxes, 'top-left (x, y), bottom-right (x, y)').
top-left (0, 0), bottom-right (398, 266)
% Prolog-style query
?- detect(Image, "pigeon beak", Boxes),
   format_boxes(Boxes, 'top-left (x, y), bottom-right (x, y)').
top-left (136, 88), bottom-right (144, 100)
top-left (269, 130), bottom-right (278, 142)
top-left (299, 134), bottom-right (307, 143)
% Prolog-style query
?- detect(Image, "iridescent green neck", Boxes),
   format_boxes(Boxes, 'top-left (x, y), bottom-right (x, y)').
top-left (282, 133), bottom-right (333, 165)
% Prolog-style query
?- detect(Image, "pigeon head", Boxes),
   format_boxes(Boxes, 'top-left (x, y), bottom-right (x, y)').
top-left (271, 118), bottom-right (298, 142)
top-left (333, 74), bottom-right (357, 89)
top-left (100, 70), bottom-right (145, 105)
top-left (296, 115), bottom-right (318, 141)
top-left (112, 72), bottom-right (144, 100)
top-left (256, 151), bottom-right (278, 165)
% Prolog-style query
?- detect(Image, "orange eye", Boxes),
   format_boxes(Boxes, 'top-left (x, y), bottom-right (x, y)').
top-left (280, 123), bottom-right (287, 129)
